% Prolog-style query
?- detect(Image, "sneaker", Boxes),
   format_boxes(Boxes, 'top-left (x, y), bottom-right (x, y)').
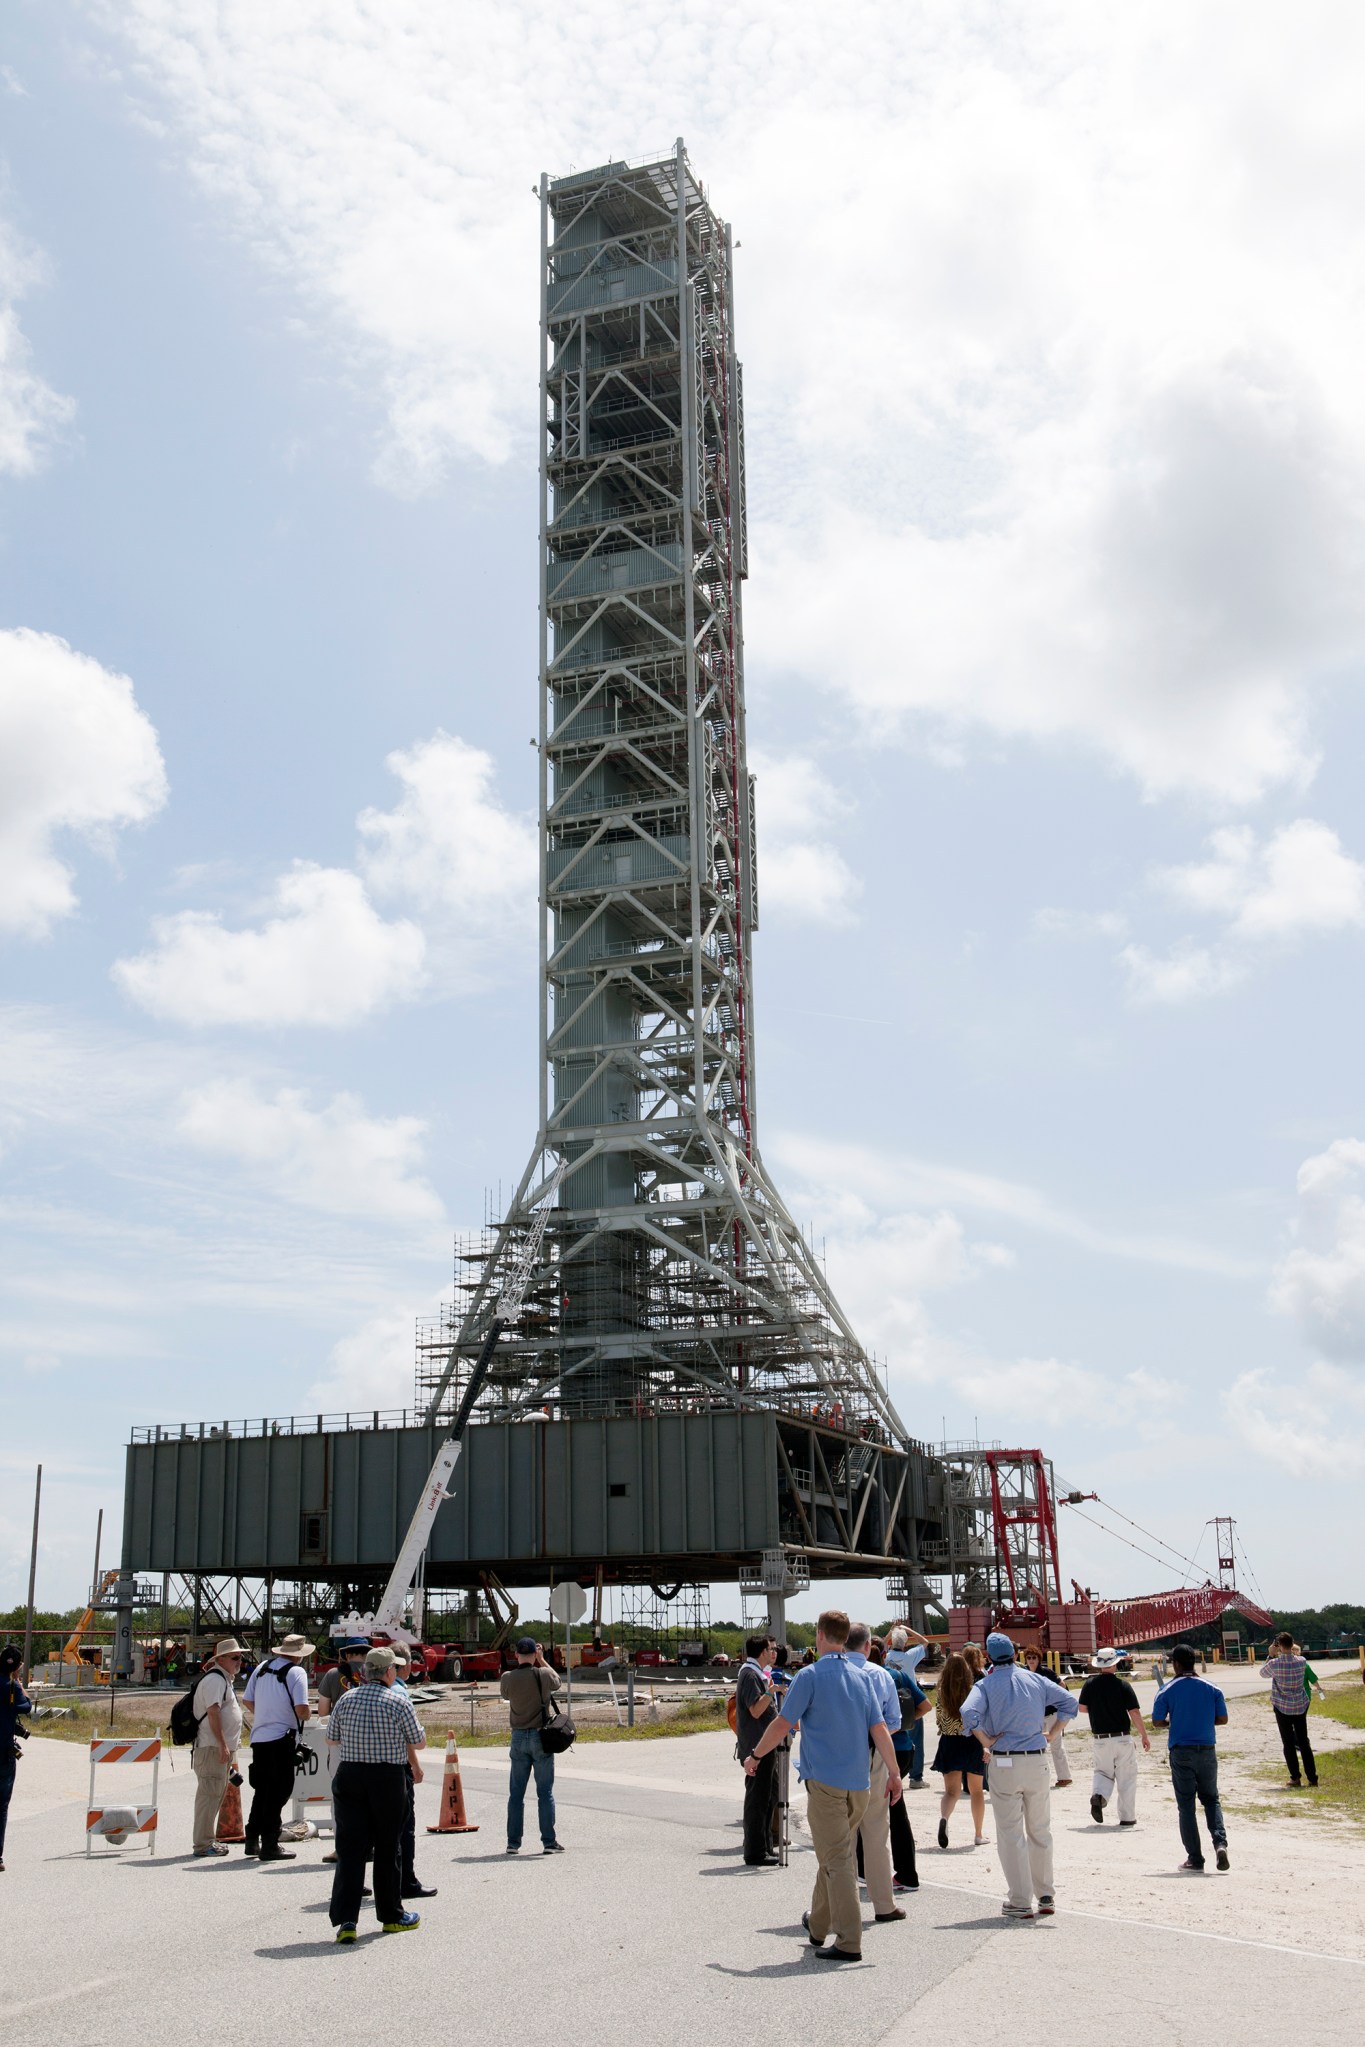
top-left (1215, 1846), bottom-right (1230, 1871)
top-left (505, 1844), bottom-right (520, 1854)
top-left (1178, 1858), bottom-right (1205, 1872)
top-left (1090, 1793), bottom-right (1106, 1824)
top-left (193, 1844), bottom-right (230, 1857)
top-left (892, 1878), bottom-right (918, 1893)
top-left (542, 1841), bottom-right (565, 1854)
top-left (1001, 1903), bottom-right (1035, 1920)
top-left (381, 1912), bottom-right (421, 1933)
top-left (937, 1817), bottom-right (949, 1849)
top-left (335, 1924), bottom-right (357, 1945)
top-left (973, 1835), bottom-right (988, 1846)
top-left (1036, 1895), bottom-right (1055, 1917)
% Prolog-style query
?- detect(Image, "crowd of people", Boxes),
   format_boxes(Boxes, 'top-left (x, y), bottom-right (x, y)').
top-left (0, 1616), bottom-right (1331, 1952)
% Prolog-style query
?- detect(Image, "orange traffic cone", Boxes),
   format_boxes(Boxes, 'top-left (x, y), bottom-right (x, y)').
top-left (216, 1774), bottom-right (245, 1844)
top-left (426, 1732), bottom-right (479, 1834)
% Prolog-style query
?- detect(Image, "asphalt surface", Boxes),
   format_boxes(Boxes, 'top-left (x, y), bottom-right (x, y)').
top-left (3, 1707), bottom-right (1362, 2042)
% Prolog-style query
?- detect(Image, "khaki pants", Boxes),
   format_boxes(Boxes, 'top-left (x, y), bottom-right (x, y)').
top-left (856, 1751), bottom-right (895, 1914)
top-left (191, 1748), bottom-right (231, 1851)
top-left (1091, 1735), bottom-right (1138, 1822)
top-left (987, 1750), bottom-right (1053, 1909)
top-left (804, 1779), bottom-right (870, 1955)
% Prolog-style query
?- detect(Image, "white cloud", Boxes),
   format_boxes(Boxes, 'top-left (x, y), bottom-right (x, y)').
top-left (114, 863), bottom-right (426, 1026)
top-left (91, 6), bottom-right (1365, 801)
top-left (0, 211), bottom-right (74, 476)
top-left (1270, 1138), bottom-right (1365, 1364)
top-left (1120, 820), bottom-right (1365, 1003)
top-left (178, 1077), bottom-right (443, 1222)
top-left (0, 629), bottom-right (167, 939)
top-left (749, 752), bottom-right (861, 925)
top-left (113, 729), bottom-right (532, 1026)
top-left (1226, 1363), bottom-right (1365, 1479)
top-left (307, 1304), bottom-right (426, 1414)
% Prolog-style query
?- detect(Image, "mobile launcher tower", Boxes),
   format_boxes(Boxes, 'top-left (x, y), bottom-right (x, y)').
top-left (120, 145), bottom-right (943, 1650)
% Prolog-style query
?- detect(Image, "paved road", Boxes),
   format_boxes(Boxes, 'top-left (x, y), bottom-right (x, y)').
top-left (3, 1718), bottom-right (1361, 2045)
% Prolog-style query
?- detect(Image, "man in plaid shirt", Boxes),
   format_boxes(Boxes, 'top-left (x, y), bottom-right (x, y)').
top-left (1259, 1633), bottom-right (1318, 1788)
top-left (326, 1646), bottom-right (427, 1940)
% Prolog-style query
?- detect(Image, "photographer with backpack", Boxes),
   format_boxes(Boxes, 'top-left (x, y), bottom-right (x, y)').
top-left (187, 1640), bottom-right (245, 1857)
top-left (242, 1633), bottom-right (314, 1862)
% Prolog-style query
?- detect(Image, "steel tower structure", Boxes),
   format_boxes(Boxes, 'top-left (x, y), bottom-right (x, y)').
top-left (421, 141), bottom-right (900, 1451)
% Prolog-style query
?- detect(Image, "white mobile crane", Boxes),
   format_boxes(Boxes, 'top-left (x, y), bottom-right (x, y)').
top-left (332, 1163), bottom-right (565, 1648)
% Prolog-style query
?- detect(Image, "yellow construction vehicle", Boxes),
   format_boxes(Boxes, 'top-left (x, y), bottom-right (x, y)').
top-left (58, 1570), bottom-right (119, 1682)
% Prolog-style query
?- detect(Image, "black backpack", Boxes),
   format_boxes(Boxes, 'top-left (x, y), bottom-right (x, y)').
top-left (170, 1666), bottom-right (228, 1746)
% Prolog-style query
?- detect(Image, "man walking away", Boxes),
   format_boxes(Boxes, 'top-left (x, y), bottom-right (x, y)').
top-left (389, 1646), bottom-right (437, 1898)
top-left (1151, 1643), bottom-right (1230, 1872)
top-left (1260, 1633), bottom-right (1318, 1788)
top-left (190, 1639), bottom-right (245, 1857)
top-left (846, 1622), bottom-right (906, 1925)
top-left (735, 1634), bottom-right (779, 1866)
top-left (745, 1609), bottom-right (902, 1964)
top-left (1079, 1647), bottom-right (1149, 1825)
top-left (326, 1647), bottom-right (425, 1942)
top-left (960, 1630), bottom-right (1077, 1921)
top-left (500, 1636), bottom-right (564, 1855)
top-left (242, 1633), bottom-right (313, 1861)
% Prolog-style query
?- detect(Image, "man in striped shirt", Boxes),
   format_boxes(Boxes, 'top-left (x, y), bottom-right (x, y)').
top-left (1260, 1633), bottom-right (1318, 1789)
top-left (326, 1647), bottom-right (427, 1942)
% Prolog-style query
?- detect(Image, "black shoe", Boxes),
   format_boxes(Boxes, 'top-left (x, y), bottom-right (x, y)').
top-left (402, 1884), bottom-right (438, 1898)
top-left (1307, 1780), bottom-right (1319, 1788)
top-left (1090, 1794), bottom-right (1105, 1824)
top-left (1215, 1846), bottom-right (1230, 1871)
top-left (874, 1908), bottom-right (906, 1922)
top-left (542, 1842), bottom-right (565, 1854)
top-left (801, 1912), bottom-right (824, 1947)
top-left (1119, 1820), bottom-right (1137, 1827)
top-left (937, 1817), bottom-right (949, 1849)
top-left (243, 1836), bottom-right (259, 1858)
top-left (815, 1946), bottom-right (862, 1963)
top-left (257, 1848), bottom-right (296, 1862)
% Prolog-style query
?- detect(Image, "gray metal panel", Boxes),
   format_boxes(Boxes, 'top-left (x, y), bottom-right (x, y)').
top-left (123, 1413), bottom-right (782, 1587)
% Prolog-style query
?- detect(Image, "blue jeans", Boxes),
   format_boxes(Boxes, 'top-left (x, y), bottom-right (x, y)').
top-left (1168, 1746), bottom-right (1226, 1864)
top-left (907, 1715), bottom-right (925, 1783)
top-left (507, 1728), bottom-right (556, 1848)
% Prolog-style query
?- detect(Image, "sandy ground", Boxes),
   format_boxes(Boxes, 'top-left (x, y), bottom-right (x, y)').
top-left (3, 1662), bottom-right (1362, 2043)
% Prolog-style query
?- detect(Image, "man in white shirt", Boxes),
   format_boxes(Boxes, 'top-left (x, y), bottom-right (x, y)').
top-left (243, 1633), bottom-right (314, 1861)
top-left (190, 1639), bottom-right (245, 1857)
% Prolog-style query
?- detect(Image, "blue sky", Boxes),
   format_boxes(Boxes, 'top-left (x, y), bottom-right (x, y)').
top-left (4, 3), bottom-right (1364, 1619)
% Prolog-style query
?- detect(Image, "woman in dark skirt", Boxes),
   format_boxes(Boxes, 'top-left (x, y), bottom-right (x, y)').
top-left (932, 1651), bottom-right (988, 1848)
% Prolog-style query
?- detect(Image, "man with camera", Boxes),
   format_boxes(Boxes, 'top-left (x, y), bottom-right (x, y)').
top-left (191, 1638), bottom-right (246, 1857)
top-left (499, 1636), bottom-right (565, 1855)
top-left (1, 1644), bottom-right (33, 1873)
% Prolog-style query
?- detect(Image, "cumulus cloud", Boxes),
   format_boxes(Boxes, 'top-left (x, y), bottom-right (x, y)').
top-left (114, 864), bottom-right (426, 1027)
top-left (748, 752), bottom-right (861, 925)
top-left (1120, 820), bottom-right (1365, 1003)
top-left (0, 629), bottom-right (167, 939)
top-left (1270, 1138), bottom-right (1365, 1364)
top-left (178, 1077), bottom-right (443, 1221)
top-left (307, 1304), bottom-right (427, 1414)
top-left (1226, 1362), bottom-right (1365, 1479)
top-left (0, 212), bottom-right (74, 476)
top-left (113, 730), bottom-right (533, 1026)
top-left (89, 6), bottom-right (1365, 800)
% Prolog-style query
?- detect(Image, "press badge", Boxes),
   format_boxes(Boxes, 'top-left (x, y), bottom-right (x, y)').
top-left (994, 1755), bottom-right (1013, 1768)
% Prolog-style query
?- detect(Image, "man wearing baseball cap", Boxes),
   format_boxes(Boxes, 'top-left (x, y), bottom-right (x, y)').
top-left (326, 1646), bottom-right (427, 1942)
top-left (500, 1636), bottom-right (565, 1854)
top-left (1079, 1648), bottom-right (1149, 1826)
top-left (959, 1632), bottom-right (1077, 1920)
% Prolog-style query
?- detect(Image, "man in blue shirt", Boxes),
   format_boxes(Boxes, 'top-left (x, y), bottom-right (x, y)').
top-left (745, 1609), bottom-right (902, 1962)
top-left (960, 1631), bottom-right (1077, 1920)
top-left (846, 1624), bottom-right (905, 1925)
top-left (1150, 1643), bottom-right (1230, 1872)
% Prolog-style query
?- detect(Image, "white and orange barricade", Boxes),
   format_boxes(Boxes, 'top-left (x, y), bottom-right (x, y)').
top-left (289, 1720), bottom-right (336, 1836)
top-left (427, 1731), bottom-right (478, 1834)
top-left (86, 1733), bottom-right (162, 1856)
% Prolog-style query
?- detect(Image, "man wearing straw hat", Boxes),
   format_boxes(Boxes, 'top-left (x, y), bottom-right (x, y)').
top-left (243, 1632), bottom-right (314, 1862)
top-left (190, 1639), bottom-right (245, 1857)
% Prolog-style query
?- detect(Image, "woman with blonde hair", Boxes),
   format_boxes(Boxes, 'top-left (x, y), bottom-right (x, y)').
top-left (932, 1651), bottom-right (987, 1848)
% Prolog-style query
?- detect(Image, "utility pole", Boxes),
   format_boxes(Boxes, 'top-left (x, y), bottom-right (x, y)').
top-left (22, 1463), bottom-right (42, 1683)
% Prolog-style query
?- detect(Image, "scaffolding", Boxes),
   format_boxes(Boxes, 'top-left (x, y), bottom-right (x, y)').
top-left (418, 143), bottom-right (901, 1454)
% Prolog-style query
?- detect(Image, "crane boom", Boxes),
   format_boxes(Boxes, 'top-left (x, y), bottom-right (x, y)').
top-left (334, 1163), bottom-right (566, 1644)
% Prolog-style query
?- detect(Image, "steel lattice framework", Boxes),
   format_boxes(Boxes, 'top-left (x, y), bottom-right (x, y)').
top-left (422, 142), bottom-right (900, 1445)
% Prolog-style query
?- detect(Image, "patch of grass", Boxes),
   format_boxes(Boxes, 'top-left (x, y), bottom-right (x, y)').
top-left (1314, 1685), bottom-right (1365, 1733)
top-left (1245, 1683), bottom-right (1365, 1826)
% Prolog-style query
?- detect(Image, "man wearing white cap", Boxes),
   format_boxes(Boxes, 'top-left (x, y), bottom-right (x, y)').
top-left (960, 1631), bottom-right (1077, 1921)
top-left (242, 1632), bottom-right (314, 1862)
top-left (1079, 1648), bottom-right (1149, 1826)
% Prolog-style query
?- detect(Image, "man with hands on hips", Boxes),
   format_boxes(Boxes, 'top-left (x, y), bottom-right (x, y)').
top-left (744, 1608), bottom-right (902, 1963)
